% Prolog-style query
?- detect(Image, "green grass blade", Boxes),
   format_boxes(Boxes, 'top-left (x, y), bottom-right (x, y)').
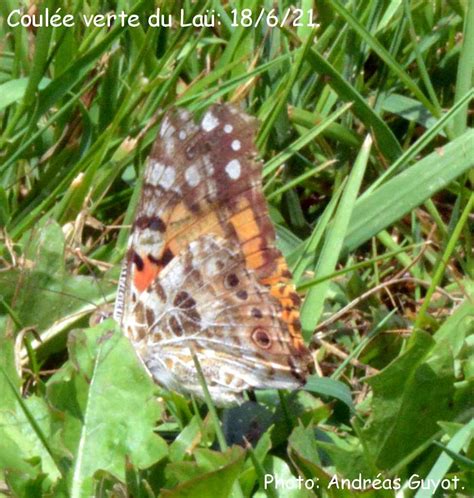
top-left (413, 420), bottom-right (474, 498)
top-left (267, 160), bottom-right (335, 202)
top-left (257, 27), bottom-right (316, 150)
top-left (263, 103), bottom-right (351, 178)
top-left (343, 129), bottom-right (474, 253)
top-left (2, 0), bottom-right (56, 138)
top-left (292, 180), bottom-right (344, 284)
top-left (453, 0), bottom-right (474, 137)
top-left (331, 310), bottom-right (396, 380)
top-left (402, 0), bottom-right (442, 117)
top-left (366, 88), bottom-right (474, 193)
top-left (0, 74), bottom-right (100, 178)
top-left (301, 135), bottom-right (372, 337)
top-left (306, 47), bottom-right (402, 162)
top-left (297, 243), bottom-right (423, 291)
top-left (415, 193), bottom-right (474, 329)
top-left (329, 0), bottom-right (436, 115)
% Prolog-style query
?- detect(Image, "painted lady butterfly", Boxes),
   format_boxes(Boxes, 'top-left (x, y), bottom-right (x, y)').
top-left (114, 104), bottom-right (312, 405)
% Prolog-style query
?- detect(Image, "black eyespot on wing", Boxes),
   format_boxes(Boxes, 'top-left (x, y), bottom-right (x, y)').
top-left (225, 273), bottom-right (239, 288)
top-left (251, 327), bottom-right (272, 349)
top-left (251, 308), bottom-right (263, 319)
top-left (237, 290), bottom-right (248, 300)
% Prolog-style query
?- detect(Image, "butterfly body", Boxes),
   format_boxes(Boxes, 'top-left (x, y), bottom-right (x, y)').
top-left (115, 104), bottom-right (311, 405)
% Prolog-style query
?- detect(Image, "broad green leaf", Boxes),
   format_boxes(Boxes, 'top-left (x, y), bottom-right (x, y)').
top-left (287, 426), bottom-right (355, 497)
top-left (0, 1), bottom-right (472, 494)
top-left (0, 220), bottom-right (116, 349)
top-left (0, 78), bottom-right (50, 111)
top-left (304, 376), bottom-right (353, 411)
top-left (432, 298), bottom-right (473, 356)
top-left (162, 446), bottom-right (245, 498)
top-left (254, 455), bottom-right (315, 498)
top-left (361, 312), bottom-right (473, 470)
top-left (0, 316), bottom-right (19, 400)
top-left (0, 367), bottom-right (61, 486)
top-left (46, 320), bottom-right (167, 498)
top-left (314, 432), bottom-right (375, 483)
top-left (0, 265), bottom-right (61, 490)
top-left (380, 93), bottom-right (439, 130)
top-left (169, 416), bottom-right (207, 463)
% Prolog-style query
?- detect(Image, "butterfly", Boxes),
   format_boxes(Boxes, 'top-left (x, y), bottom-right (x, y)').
top-left (114, 104), bottom-right (312, 405)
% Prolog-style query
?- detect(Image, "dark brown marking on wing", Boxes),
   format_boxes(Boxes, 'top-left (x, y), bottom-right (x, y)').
top-left (130, 250), bottom-right (144, 271)
top-left (134, 215), bottom-right (166, 232)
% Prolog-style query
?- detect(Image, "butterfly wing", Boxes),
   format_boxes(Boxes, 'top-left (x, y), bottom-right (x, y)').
top-left (115, 104), bottom-right (312, 404)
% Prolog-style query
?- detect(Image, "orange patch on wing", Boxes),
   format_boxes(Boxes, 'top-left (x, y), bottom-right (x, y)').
top-left (245, 251), bottom-right (266, 270)
top-left (134, 256), bottom-right (160, 293)
top-left (261, 257), bottom-right (290, 286)
top-left (281, 307), bottom-right (295, 323)
top-left (231, 199), bottom-right (267, 272)
top-left (168, 202), bottom-right (193, 228)
top-left (169, 211), bottom-right (224, 251)
top-left (241, 236), bottom-right (262, 257)
top-left (270, 283), bottom-right (306, 349)
top-left (167, 239), bottom-right (181, 257)
top-left (230, 204), bottom-right (260, 243)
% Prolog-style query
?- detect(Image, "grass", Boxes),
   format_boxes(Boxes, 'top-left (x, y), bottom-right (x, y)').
top-left (1, 1), bottom-right (473, 497)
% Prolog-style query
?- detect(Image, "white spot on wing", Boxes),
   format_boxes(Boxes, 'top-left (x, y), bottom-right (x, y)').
top-left (165, 260), bottom-right (185, 288)
top-left (146, 161), bottom-right (165, 185)
top-left (164, 138), bottom-right (175, 155)
top-left (201, 111), bottom-right (219, 132)
top-left (225, 159), bottom-right (241, 180)
top-left (179, 130), bottom-right (187, 140)
top-left (231, 139), bottom-right (241, 151)
top-left (185, 164), bottom-right (201, 187)
top-left (203, 155), bottom-right (215, 175)
top-left (141, 285), bottom-right (167, 318)
top-left (205, 259), bottom-right (220, 277)
top-left (160, 117), bottom-right (175, 139)
top-left (224, 124), bottom-right (233, 133)
top-left (159, 166), bottom-right (176, 189)
top-left (206, 180), bottom-right (218, 200)
top-left (160, 117), bottom-right (171, 137)
top-left (177, 109), bottom-right (191, 121)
